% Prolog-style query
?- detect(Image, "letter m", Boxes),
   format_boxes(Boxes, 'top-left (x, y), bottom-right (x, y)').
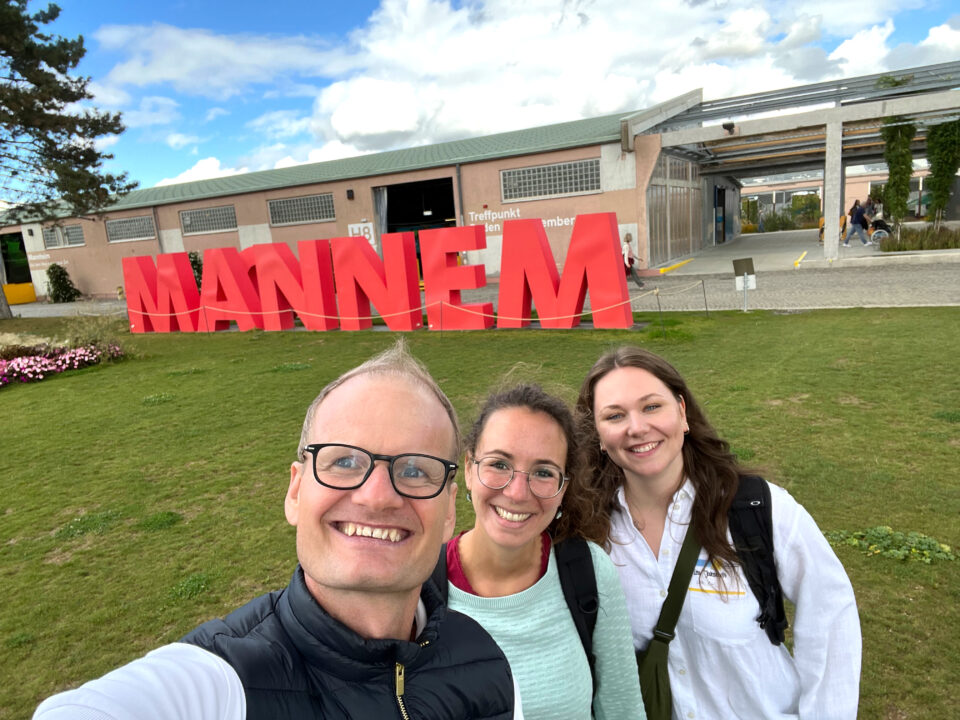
top-left (122, 253), bottom-right (200, 333)
top-left (496, 213), bottom-right (632, 329)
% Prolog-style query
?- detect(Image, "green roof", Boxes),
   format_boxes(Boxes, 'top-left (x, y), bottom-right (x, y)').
top-left (103, 109), bottom-right (632, 212)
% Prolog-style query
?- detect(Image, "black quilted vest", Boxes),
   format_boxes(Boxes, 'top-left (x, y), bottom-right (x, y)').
top-left (182, 566), bottom-right (515, 719)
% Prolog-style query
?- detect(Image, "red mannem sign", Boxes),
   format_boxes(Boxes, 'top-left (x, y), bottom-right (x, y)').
top-left (122, 212), bottom-right (633, 332)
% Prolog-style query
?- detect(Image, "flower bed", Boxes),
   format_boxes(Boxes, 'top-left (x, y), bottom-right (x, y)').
top-left (0, 344), bottom-right (123, 387)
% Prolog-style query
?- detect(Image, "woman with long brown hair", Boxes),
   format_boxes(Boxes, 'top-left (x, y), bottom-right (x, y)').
top-left (439, 383), bottom-right (644, 719)
top-left (577, 347), bottom-right (861, 719)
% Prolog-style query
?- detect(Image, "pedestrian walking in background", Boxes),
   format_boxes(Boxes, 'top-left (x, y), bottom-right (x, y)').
top-left (843, 202), bottom-right (873, 247)
top-left (622, 233), bottom-right (645, 289)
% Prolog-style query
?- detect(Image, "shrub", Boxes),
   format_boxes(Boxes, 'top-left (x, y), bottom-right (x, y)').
top-left (61, 316), bottom-right (127, 353)
top-left (762, 210), bottom-right (797, 232)
top-left (46, 263), bottom-right (81, 303)
top-left (188, 251), bottom-right (203, 290)
top-left (0, 344), bottom-right (52, 361)
top-left (878, 225), bottom-right (960, 252)
top-left (825, 526), bottom-right (955, 564)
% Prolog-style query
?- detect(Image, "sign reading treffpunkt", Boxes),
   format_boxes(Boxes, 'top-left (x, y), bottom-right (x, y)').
top-left (122, 212), bottom-right (633, 332)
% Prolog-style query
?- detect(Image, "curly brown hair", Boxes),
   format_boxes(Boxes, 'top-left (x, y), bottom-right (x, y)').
top-left (576, 347), bottom-right (744, 570)
top-left (464, 384), bottom-right (607, 545)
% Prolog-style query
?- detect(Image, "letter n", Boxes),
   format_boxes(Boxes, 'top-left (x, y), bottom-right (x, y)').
top-left (331, 233), bottom-right (421, 331)
top-left (497, 213), bottom-right (632, 329)
top-left (420, 225), bottom-right (493, 330)
top-left (241, 241), bottom-right (338, 331)
top-left (199, 247), bottom-right (264, 331)
top-left (122, 253), bottom-right (200, 333)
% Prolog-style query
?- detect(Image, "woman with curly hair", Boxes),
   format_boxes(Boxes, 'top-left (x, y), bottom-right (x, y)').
top-left (438, 383), bottom-right (644, 719)
top-left (577, 347), bottom-right (861, 719)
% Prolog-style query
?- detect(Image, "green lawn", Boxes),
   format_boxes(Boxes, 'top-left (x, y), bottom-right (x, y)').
top-left (1, 308), bottom-right (958, 719)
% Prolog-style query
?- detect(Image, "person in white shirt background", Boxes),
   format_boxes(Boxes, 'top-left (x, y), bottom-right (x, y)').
top-left (576, 346), bottom-right (862, 720)
top-left (621, 233), bottom-right (645, 289)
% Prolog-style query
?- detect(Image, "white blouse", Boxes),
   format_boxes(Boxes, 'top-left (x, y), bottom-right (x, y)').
top-left (610, 479), bottom-right (861, 720)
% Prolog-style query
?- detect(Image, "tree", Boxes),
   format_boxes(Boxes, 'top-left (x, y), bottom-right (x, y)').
top-left (925, 119), bottom-right (960, 230)
top-left (0, 1), bottom-right (137, 318)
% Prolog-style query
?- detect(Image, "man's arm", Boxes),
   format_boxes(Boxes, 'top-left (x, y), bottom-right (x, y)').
top-left (34, 643), bottom-right (245, 720)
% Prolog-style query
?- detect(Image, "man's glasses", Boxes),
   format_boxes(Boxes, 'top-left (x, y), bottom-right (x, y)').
top-left (301, 443), bottom-right (457, 499)
top-left (472, 457), bottom-right (567, 499)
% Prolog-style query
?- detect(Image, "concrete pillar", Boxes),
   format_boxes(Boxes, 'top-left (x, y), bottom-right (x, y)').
top-left (823, 121), bottom-right (843, 260)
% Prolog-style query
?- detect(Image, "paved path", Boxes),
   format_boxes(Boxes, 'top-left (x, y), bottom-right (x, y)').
top-left (7, 229), bottom-right (958, 319)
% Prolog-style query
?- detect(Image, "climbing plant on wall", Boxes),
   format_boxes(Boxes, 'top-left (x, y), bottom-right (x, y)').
top-left (925, 119), bottom-right (960, 229)
top-left (877, 75), bottom-right (916, 233)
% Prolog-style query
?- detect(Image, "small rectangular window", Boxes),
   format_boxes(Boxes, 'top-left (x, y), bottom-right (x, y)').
top-left (42, 227), bottom-right (61, 248)
top-left (63, 225), bottom-right (85, 246)
top-left (268, 194), bottom-right (336, 226)
top-left (106, 215), bottom-right (156, 243)
top-left (180, 205), bottom-right (237, 235)
top-left (501, 158), bottom-right (601, 202)
top-left (42, 225), bottom-right (85, 248)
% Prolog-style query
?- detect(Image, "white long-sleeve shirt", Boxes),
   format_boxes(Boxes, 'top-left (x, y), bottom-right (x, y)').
top-left (34, 601), bottom-right (525, 720)
top-left (610, 479), bottom-right (861, 720)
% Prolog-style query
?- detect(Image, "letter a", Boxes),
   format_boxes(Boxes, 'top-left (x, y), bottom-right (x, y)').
top-left (199, 247), bottom-right (264, 331)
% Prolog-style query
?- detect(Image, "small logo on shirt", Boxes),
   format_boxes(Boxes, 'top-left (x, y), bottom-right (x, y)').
top-left (690, 559), bottom-right (745, 595)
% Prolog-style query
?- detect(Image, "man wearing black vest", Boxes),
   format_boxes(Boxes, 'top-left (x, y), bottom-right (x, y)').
top-left (35, 343), bottom-right (519, 719)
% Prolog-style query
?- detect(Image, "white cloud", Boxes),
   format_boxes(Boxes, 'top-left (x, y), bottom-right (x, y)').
top-left (247, 110), bottom-right (313, 141)
top-left (886, 17), bottom-right (960, 68)
top-left (95, 23), bottom-right (350, 100)
top-left (271, 140), bottom-right (369, 169)
top-left (89, 1), bottom-right (957, 183)
top-left (155, 157), bottom-right (248, 186)
top-left (828, 20), bottom-right (896, 77)
top-left (94, 135), bottom-right (120, 151)
top-left (165, 133), bottom-right (201, 150)
top-left (204, 107), bottom-right (229, 123)
top-left (87, 81), bottom-right (131, 108)
top-left (123, 96), bottom-right (180, 128)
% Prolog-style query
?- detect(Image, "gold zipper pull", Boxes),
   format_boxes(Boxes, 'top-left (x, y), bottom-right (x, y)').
top-left (395, 662), bottom-right (405, 696)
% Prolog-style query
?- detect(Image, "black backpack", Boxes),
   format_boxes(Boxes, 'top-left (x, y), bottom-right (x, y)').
top-left (430, 537), bottom-right (600, 688)
top-left (728, 475), bottom-right (788, 645)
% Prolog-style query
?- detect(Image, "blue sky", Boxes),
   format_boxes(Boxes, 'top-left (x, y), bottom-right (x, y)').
top-left (34, 0), bottom-right (960, 189)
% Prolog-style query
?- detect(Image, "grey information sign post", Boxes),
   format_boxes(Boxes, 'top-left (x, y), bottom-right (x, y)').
top-left (732, 257), bottom-right (756, 312)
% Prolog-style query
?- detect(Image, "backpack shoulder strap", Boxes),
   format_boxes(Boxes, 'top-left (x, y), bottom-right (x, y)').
top-left (554, 537), bottom-right (598, 691)
top-left (728, 475), bottom-right (788, 645)
top-left (429, 543), bottom-right (449, 603)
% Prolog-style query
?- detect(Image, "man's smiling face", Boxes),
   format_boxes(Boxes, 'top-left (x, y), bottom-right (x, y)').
top-left (285, 373), bottom-right (457, 603)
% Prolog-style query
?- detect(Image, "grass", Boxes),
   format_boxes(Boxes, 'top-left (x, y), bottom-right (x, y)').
top-left (1, 309), bottom-right (958, 719)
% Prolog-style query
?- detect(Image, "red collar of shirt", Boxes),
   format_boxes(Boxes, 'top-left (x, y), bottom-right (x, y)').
top-left (446, 530), bottom-right (551, 595)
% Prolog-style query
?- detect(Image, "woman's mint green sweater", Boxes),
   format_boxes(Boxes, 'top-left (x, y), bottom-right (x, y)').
top-left (448, 541), bottom-right (645, 719)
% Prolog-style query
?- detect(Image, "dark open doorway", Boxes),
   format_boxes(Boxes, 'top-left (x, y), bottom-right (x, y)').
top-left (715, 187), bottom-right (727, 244)
top-left (384, 177), bottom-right (456, 235)
top-left (1, 232), bottom-right (31, 284)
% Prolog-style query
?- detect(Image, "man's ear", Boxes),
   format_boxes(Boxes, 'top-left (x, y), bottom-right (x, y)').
top-left (443, 482), bottom-right (458, 542)
top-left (285, 462), bottom-right (303, 527)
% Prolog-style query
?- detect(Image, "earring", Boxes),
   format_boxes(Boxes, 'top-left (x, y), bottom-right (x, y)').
top-left (555, 508), bottom-right (563, 520)
top-left (466, 490), bottom-right (472, 502)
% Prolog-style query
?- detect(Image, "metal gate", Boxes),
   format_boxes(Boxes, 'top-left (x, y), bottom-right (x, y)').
top-left (646, 154), bottom-right (704, 267)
